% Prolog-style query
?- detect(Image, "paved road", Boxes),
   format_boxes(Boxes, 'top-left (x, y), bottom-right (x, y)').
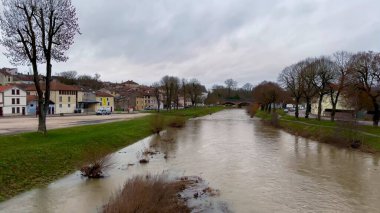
top-left (0, 113), bottom-right (148, 135)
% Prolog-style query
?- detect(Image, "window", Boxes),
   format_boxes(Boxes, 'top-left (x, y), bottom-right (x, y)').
top-left (12, 108), bottom-right (15, 114)
top-left (8, 77), bottom-right (11, 82)
top-left (107, 102), bottom-right (110, 106)
top-left (59, 96), bottom-right (62, 102)
top-left (68, 104), bottom-right (71, 108)
top-left (16, 90), bottom-right (20, 95)
top-left (107, 98), bottom-right (109, 101)
top-left (12, 89), bottom-right (15, 95)
top-left (16, 107), bottom-right (20, 114)
top-left (16, 98), bottom-right (20, 104)
top-left (12, 98), bottom-right (15, 104)
top-left (68, 97), bottom-right (71, 102)
top-left (59, 104), bottom-right (62, 108)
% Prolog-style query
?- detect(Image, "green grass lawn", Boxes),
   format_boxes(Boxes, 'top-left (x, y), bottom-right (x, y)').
top-left (255, 110), bottom-right (380, 152)
top-left (0, 106), bottom-right (225, 202)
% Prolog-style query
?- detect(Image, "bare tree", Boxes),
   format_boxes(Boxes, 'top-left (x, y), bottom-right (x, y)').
top-left (312, 57), bottom-right (335, 120)
top-left (152, 82), bottom-right (161, 112)
top-left (171, 77), bottom-right (180, 109)
top-left (252, 81), bottom-right (285, 112)
top-left (161, 76), bottom-right (172, 110)
top-left (300, 59), bottom-right (317, 118)
top-left (0, 0), bottom-right (79, 134)
top-left (188, 78), bottom-right (204, 107)
top-left (181, 78), bottom-right (188, 108)
top-left (278, 63), bottom-right (303, 118)
top-left (329, 51), bottom-right (352, 121)
top-left (224, 78), bottom-right (237, 98)
top-left (242, 83), bottom-right (253, 91)
top-left (349, 51), bottom-right (380, 126)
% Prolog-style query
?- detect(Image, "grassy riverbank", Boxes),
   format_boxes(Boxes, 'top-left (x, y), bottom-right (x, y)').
top-left (255, 110), bottom-right (380, 152)
top-left (0, 106), bottom-right (224, 202)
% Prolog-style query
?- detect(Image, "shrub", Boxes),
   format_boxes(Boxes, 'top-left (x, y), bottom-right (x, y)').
top-left (103, 175), bottom-right (190, 213)
top-left (246, 103), bottom-right (260, 118)
top-left (150, 114), bottom-right (165, 134)
top-left (80, 152), bottom-right (113, 178)
top-left (168, 116), bottom-right (186, 128)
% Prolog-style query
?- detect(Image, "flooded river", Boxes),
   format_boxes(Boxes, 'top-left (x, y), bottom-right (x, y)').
top-left (1, 109), bottom-right (380, 212)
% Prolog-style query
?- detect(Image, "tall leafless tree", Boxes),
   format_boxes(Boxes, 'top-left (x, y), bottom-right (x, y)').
top-left (0, 0), bottom-right (79, 134)
top-left (224, 78), bottom-right (237, 98)
top-left (152, 82), bottom-right (161, 112)
top-left (188, 78), bottom-right (203, 107)
top-left (312, 57), bottom-right (335, 120)
top-left (349, 51), bottom-right (380, 126)
top-left (329, 51), bottom-right (352, 121)
top-left (300, 59), bottom-right (317, 118)
top-left (278, 63), bottom-right (304, 118)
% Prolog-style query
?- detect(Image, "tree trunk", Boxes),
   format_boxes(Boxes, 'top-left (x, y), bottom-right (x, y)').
top-left (317, 94), bottom-right (323, 121)
top-left (305, 97), bottom-right (311, 119)
top-left (295, 98), bottom-right (300, 119)
top-left (37, 99), bottom-right (47, 133)
top-left (330, 92), bottom-right (339, 122)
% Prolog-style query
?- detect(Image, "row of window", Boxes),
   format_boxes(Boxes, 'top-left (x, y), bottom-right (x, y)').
top-left (11, 98), bottom-right (20, 105)
top-left (11, 89), bottom-right (20, 95)
top-left (59, 96), bottom-right (72, 103)
top-left (11, 107), bottom-right (24, 114)
top-left (59, 90), bottom-right (77, 95)
top-left (59, 104), bottom-right (73, 108)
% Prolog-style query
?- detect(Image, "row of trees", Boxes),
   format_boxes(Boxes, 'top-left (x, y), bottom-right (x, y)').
top-left (56, 71), bottom-right (103, 90)
top-left (152, 76), bottom-right (206, 111)
top-left (0, 0), bottom-right (80, 134)
top-left (278, 51), bottom-right (380, 126)
top-left (205, 79), bottom-right (253, 104)
top-left (252, 81), bottom-right (289, 112)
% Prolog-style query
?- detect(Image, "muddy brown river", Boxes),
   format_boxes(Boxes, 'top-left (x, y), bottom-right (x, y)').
top-left (1, 109), bottom-right (380, 212)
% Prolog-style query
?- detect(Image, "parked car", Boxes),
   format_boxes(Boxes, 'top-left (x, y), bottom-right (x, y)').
top-left (96, 108), bottom-right (111, 115)
top-left (283, 108), bottom-right (289, 113)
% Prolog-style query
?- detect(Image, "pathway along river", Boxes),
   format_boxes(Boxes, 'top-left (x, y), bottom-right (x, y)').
top-left (1, 109), bottom-right (380, 212)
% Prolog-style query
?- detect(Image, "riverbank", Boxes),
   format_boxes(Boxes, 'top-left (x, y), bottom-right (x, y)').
top-left (0, 106), bottom-right (224, 202)
top-left (254, 110), bottom-right (380, 153)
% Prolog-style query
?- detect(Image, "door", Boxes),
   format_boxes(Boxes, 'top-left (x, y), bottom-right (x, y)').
top-left (22, 107), bottom-right (25, 115)
top-left (0, 107), bottom-right (2, 116)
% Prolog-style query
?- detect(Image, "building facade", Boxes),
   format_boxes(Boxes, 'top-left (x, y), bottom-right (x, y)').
top-left (0, 85), bottom-right (27, 116)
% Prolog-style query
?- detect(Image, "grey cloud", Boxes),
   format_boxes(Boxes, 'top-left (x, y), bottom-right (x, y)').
top-left (1, 0), bottom-right (380, 87)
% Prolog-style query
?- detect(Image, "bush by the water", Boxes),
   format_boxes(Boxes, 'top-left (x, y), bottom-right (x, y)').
top-left (103, 175), bottom-right (189, 213)
top-left (246, 103), bottom-right (260, 118)
top-left (80, 150), bottom-right (113, 178)
top-left (168, 116), bottom-right (186, 128)
top-left (150, 114), bottom-right (165, 134)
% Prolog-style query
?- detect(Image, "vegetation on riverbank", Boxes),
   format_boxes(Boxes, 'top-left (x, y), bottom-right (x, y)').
top-left (0, 106), bottom-right (224, 202)
top-left (254, 110), bottom-right (380, 152)
top-left (103, 175), bottom-right (190, 213)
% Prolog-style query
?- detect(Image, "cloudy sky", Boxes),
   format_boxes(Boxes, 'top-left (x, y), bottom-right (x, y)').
top-left (1, 0), bottom-right (380, 87)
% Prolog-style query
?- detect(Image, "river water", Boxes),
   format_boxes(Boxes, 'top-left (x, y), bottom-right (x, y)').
top-left (1, 109), bottom-right (380, 213)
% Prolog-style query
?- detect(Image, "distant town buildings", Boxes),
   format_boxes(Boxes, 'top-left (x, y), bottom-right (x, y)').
top-left (0, 67), bottom-right (201, 117)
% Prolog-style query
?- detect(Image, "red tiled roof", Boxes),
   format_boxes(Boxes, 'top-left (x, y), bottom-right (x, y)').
top-left (0, 85), bottom-right (13, 92)
top-left (25, 81), bottom-right (80, 91)
top-left (95, 91), bottom-right (114, 97)
top-left (27, 95), bottom-right (38, 103)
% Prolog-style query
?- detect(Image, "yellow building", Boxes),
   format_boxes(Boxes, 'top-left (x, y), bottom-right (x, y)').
top-left (95, 91), bottom-right (115, 112)
top-left (26, 80), bottom-right (80, 115)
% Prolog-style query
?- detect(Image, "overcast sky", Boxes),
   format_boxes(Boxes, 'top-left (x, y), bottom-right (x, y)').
top-left (1, 0), bottom-right (380, 87)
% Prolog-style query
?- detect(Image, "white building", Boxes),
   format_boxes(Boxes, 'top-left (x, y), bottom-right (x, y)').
top-left (0, 85), bottom-right (27, 116)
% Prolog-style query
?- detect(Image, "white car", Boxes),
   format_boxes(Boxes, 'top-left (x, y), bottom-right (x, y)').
top-left (96, 108), bottom-right (111, 115)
